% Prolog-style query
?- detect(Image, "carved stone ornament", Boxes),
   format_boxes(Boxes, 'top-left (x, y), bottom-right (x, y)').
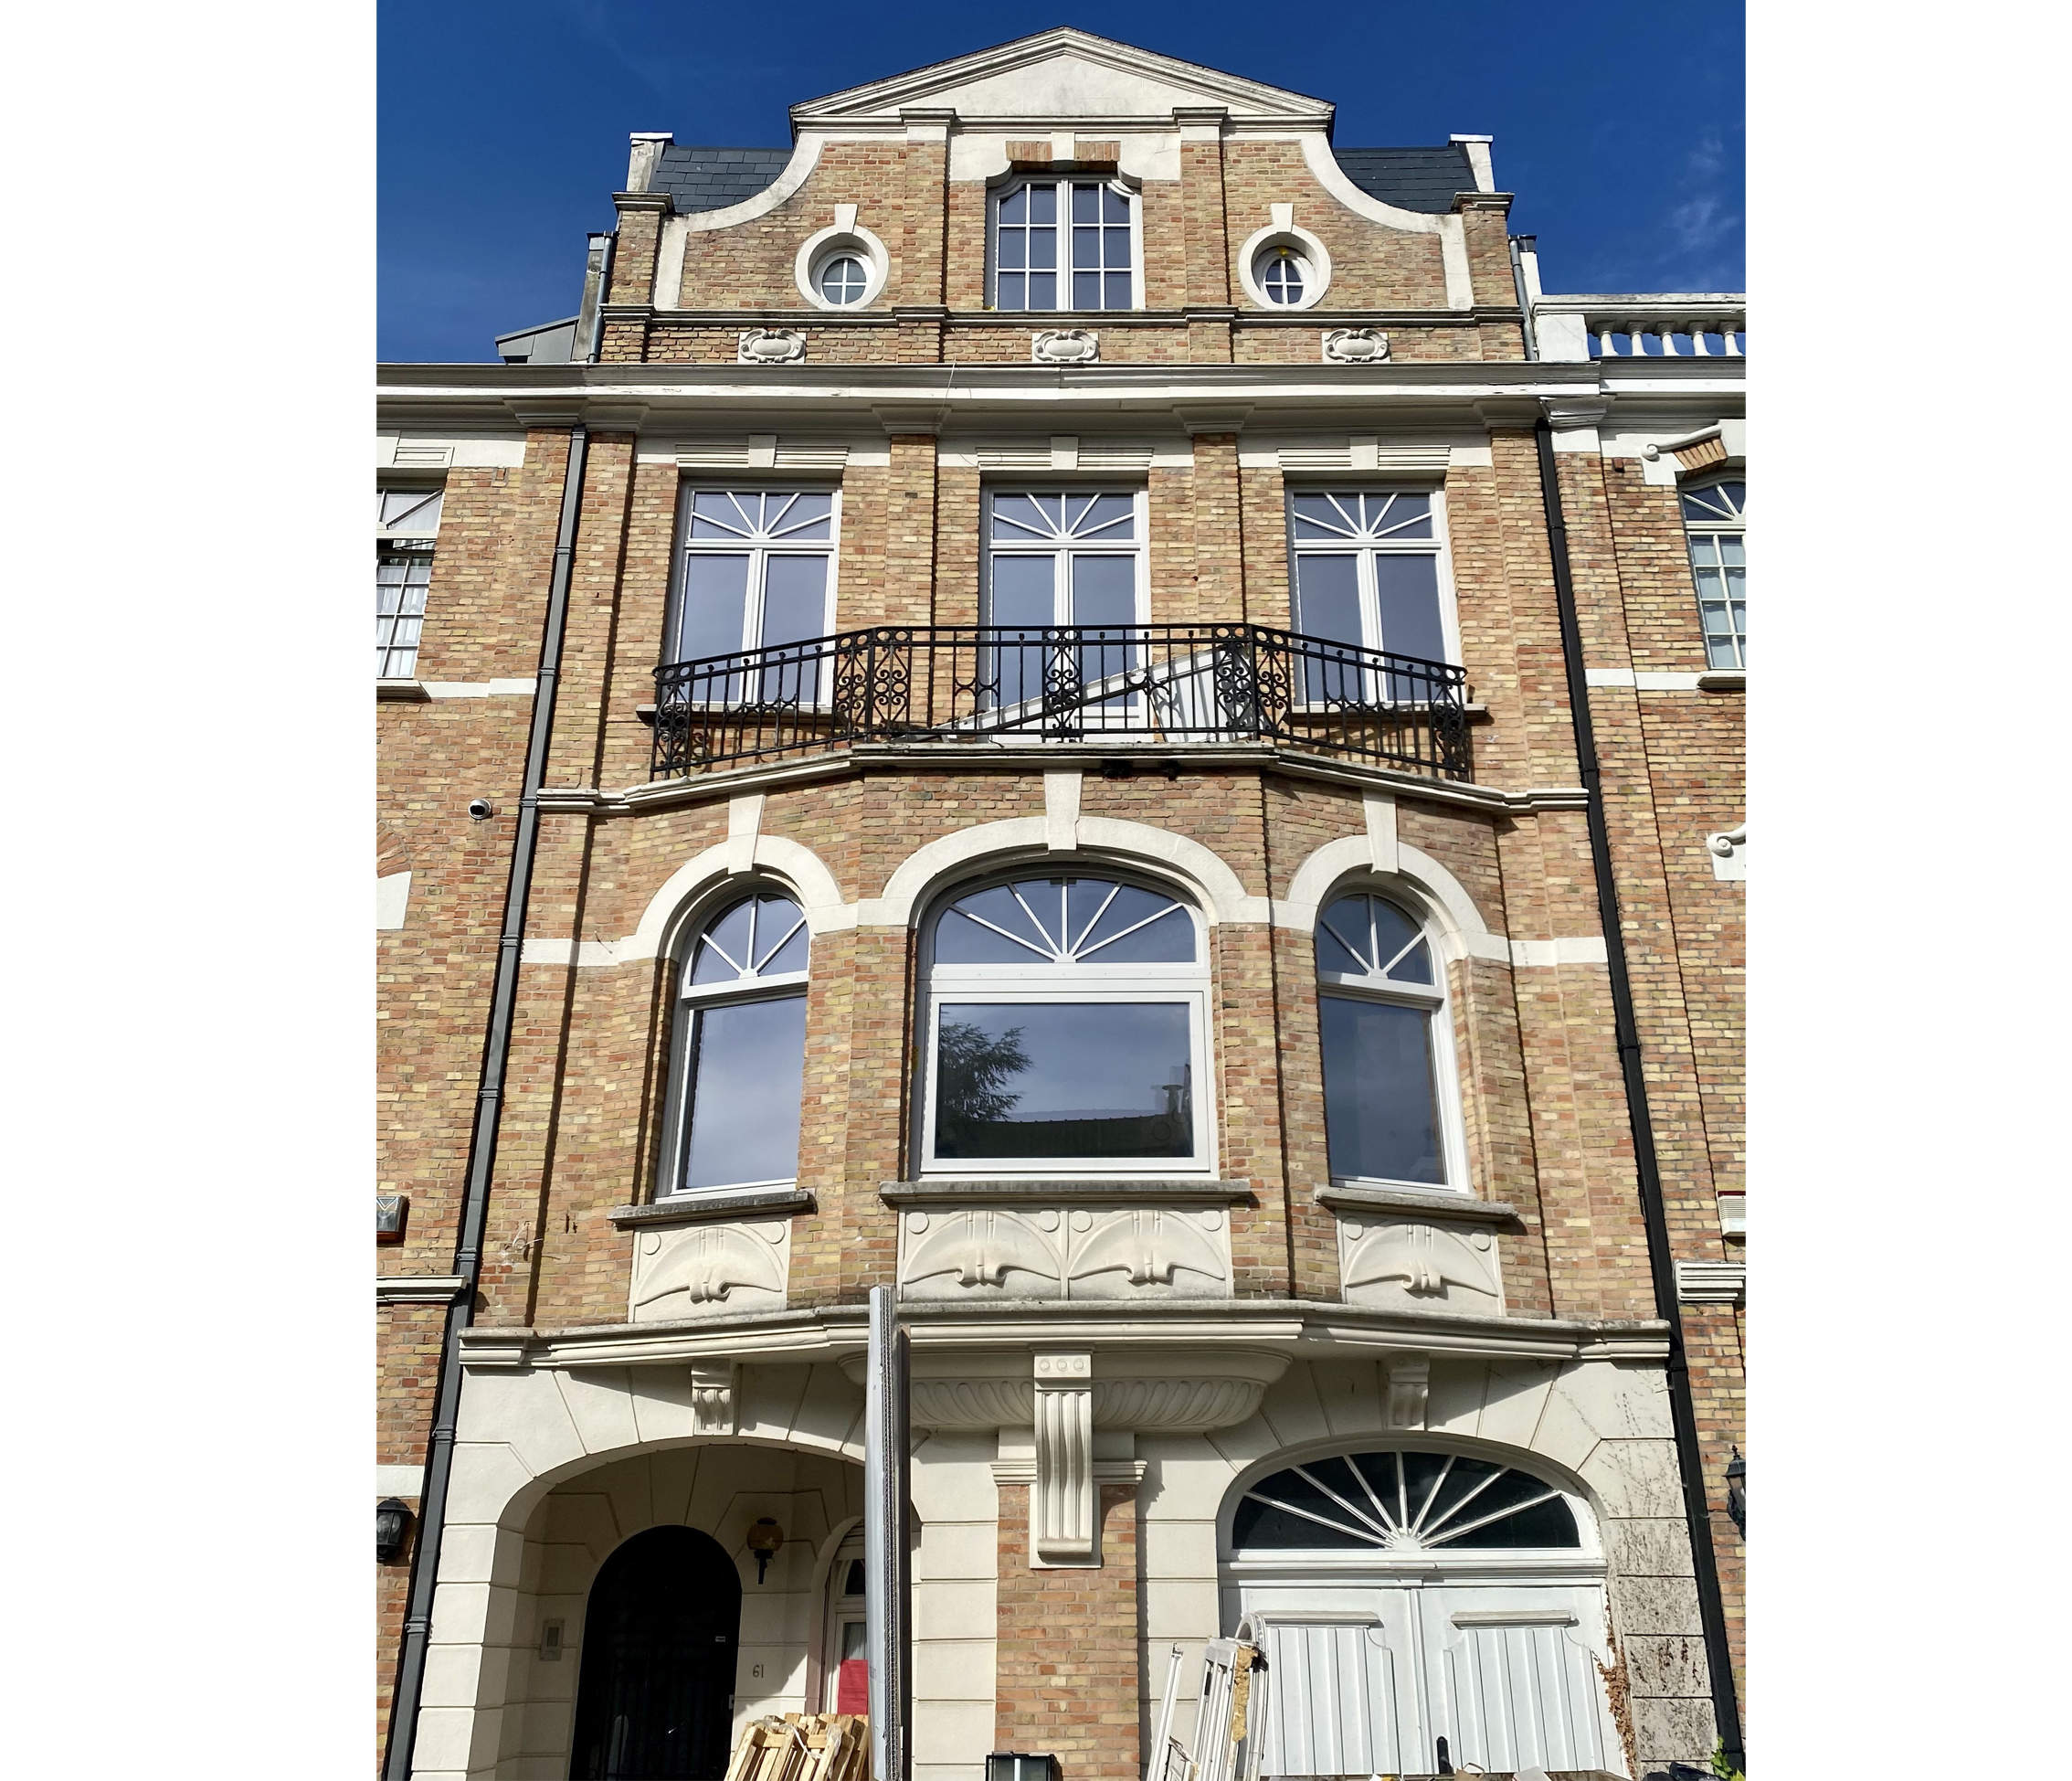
top-left (629, 1218), bottom-right (789, 1322)
top-left (1337, 1215), bottom-right (1503, 1314)
top-left (1385, 1353), bottom-right (1430, 1430)
top-left (897, 1203), bottom-right (1231, 1302)
top-left (1032, 1350), bottom-right (1096, 1565)
top-left (688, 1359), bottom-right (737, 1436)
top-left (1322, 327), bottom-right (1390, 363)
top-left (1032, 328), bottom-right (1100, 365)
top-left (737, 328), bottom-right (807, 365)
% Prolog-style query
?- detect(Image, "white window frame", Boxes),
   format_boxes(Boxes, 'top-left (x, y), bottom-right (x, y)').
top-left (657, 889), bottom-right (812, 1201)
top-left (376, 478), bottom-right (444, 681)
top-left (1314, 887), bottom-right (1473, 1196)
top-left (1284, 484), bottom-right (1462, 669)
top-left (1680, 476), bottom-right (1746, 671)
top-left (988, 175), bottom-right (1143, 313)
top-left (981, 486), bottom-right (1149, 620)
top-left (666, 483), bottom-right (842, 685)
top-left (980, 487), bottom-right (1152, 728)
top-left (916, 874), bottom-right (1216, 1180)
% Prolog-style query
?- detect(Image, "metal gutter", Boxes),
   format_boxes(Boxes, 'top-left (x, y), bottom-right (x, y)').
top-left (1530, 417), bottom-right (1745, 1768)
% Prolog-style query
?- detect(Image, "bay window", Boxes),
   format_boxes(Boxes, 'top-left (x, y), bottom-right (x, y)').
top-left (668, 489), bottom-right (838, 699)
top-left (921, 874), bottom-right (1210, 1173)
top-left (1287, 490), bottom-right (1454, 702)
top-left (1681, 478), bottom-right (1746, 669)
top-left (1314, 891), bottom-right (1462, 1190)
top-left (661, 890), bottom-right (811, 1197)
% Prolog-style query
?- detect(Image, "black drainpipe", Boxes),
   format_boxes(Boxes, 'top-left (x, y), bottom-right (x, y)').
top-left (1531, 418), bottom-right (1744, 1769)
top-left (384, 228), bottom-right (613, 1781)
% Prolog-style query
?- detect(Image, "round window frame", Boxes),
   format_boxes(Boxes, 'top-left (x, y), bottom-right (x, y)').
top-left (795, 219), bottom-right (890, 311)
top-left (1238, 221), bottom-right (1333, 312)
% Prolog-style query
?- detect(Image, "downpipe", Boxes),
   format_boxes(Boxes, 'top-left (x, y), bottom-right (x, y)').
top-left (1531, 419), bottom-right (1745, 1769)
top-left (381, 421), bottom-right (592, 1780)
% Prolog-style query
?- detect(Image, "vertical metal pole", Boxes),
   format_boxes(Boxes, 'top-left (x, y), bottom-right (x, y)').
top-left (864, 1286), bottom-right (911, 1781)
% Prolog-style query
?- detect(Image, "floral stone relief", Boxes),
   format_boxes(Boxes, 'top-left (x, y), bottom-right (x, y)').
top-left (1337, 1214), bottom-right (1504, 1313)
top-left (629, 1218), bottom-right (791, 1322)
top-left (897, 1203), bottom-right (1232, 1300)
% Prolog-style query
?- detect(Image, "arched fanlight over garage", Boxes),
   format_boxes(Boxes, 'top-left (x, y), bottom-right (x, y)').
top-left (1232, 1449), bottom-right (1580, 1553)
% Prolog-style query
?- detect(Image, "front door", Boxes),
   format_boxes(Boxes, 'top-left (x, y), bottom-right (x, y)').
top-left (571, 1525), bottom-right (743, 1780)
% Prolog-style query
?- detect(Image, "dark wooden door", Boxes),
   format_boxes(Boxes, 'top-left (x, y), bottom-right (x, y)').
top-left (570, 1525), bottom-right (743, 1779)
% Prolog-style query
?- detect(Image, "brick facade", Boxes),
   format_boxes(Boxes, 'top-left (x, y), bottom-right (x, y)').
top-left (376, 28), bottom-right (1742, 1780)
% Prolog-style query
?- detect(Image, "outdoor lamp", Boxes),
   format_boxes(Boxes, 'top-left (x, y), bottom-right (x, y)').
top-left (746, 1517), bottom-right (784, 1583)
top-left (1725, 1448), bottom-right (1746, 1534)
top-left (376, 1497), bottom-right (413, 1565)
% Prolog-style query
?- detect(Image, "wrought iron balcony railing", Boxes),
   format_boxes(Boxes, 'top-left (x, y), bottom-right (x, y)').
top-left (650, 624), bottom-right (1472, 781)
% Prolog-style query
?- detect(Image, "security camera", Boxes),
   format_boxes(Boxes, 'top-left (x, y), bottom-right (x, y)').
top-left (468, 798), bottom-right (496, 821)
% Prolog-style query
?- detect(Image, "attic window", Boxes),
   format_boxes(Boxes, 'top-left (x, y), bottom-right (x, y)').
top-left (990, 179), bottom-right (1136, 313)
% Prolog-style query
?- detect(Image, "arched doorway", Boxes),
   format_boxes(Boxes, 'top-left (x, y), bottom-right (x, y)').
top-left (1221, 1447), bottom-right (1621, 1777)
top-left (571, 1525), bottom-right (743, 1780)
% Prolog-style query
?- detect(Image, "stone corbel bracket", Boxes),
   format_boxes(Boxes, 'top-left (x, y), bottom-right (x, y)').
top-left (689, 1358), bottom-right (737, 1436)
top-left (891, 1345), bottom-right (1288, 1567)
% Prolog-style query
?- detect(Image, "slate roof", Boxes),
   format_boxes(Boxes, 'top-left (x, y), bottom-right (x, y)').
top-left (652, 145), bottom-right (795, 214)
top-left (1333, 146), bottom-right (1479, 214)
top-left (644, 143), bottom-right (1477, 217)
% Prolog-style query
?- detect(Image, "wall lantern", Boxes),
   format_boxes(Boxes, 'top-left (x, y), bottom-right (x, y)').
top-left (376, 1497), bottom-right (413, 1565)
top-left (987, 1755), bottom-right (1058, 1781)
top-left (746, 1517), bottom-right (784, 1584)
top-left (1725, 1447), bottom-right (1746, 1535)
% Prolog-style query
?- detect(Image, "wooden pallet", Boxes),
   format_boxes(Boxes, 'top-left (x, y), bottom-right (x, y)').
top-left (724, 1712), bottom-right (871, 1781)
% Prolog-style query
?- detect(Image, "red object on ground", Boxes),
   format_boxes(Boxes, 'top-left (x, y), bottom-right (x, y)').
top-left (836, 1659), bottom-right (870, 1716)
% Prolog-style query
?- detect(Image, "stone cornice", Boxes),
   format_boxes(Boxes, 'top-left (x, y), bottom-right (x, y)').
top-left (457, 1298), bottom-right (1670, 1371)
top-left (882, 1177), bottom-right (1254, 1206)
top-left (1315, 1184), bottom-right (1523, 1225)
top-left (609, 1189), bottom-right (816, 1228)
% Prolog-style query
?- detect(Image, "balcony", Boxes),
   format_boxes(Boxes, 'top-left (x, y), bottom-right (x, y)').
top-left (1531, 293), bottom-right (1746, 363)
top-left (650, 624), bottom-right (1471, 781)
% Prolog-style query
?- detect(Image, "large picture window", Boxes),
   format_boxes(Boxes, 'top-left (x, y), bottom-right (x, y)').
top-left (1314, 891), bottom-right (1460, 1190)
top-left (921, 874), bottom-right (1209, 1173)
top-left (661, 891), bottom-right (811, 1196)
top-left (1287, 491), bottom-right (1454, 701)
top-left (1681, 478), bottom-right (1745, 669)
top-left (990, 179), bottom-right (1136, 312)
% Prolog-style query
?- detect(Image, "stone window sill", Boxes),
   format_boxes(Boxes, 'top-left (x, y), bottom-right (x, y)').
top-left (608, 1187), bottom-right (815, 1228)
top-left (883, 1177), bottom-right (1253, 1207)
top-left (1697, 670), bottom-right (1745, 692)
top-left (377, 678), bottom-right (430, 702)
top-left (1315, 1183), bottom-right (1521, 1225)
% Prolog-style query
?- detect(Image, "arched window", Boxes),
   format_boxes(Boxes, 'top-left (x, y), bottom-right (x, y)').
top-left (1314, 891), bottom-right (1460, 1190)
top-left (1232, 1450), bottom-right (1580, 1553)
top-left (570, 1525), bottom-right (742, 1780)
top-left (920, 873), bottom-right (1208, 1173)
top-left (1681, 477), bottom-right (1746, 669)
top-left (1254, 244), bottom-right (1309, 305)
top-left (661, 890), bottom-right (810, 1197)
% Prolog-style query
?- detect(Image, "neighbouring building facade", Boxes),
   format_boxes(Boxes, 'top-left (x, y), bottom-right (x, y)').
top-left (376, 29), bottom-right (1745, 1781)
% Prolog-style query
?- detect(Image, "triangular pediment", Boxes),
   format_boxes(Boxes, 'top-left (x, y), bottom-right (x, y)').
top-left (790, 27), bottom-right (1333, 128)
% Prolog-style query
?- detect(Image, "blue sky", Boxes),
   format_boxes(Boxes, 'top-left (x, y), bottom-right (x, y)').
top-left (379, 2), bottom-right (1742, 362)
